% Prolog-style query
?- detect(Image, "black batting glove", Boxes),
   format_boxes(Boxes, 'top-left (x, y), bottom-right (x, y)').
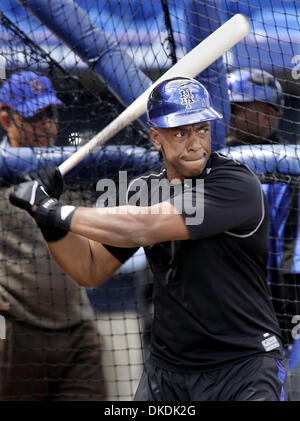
top-left (9, 180), bottom-right (75, 241)
top-left (9, 180), bottom-right (51, 216)
top-left (29, 166), bottom-right (64, 199)
top-left (16, 167), bottom-right (65, 241)
top-left (26, 166), bottom-right (65, 241)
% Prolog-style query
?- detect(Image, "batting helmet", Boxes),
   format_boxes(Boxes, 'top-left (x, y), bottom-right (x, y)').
top-left (227, 68), bottom-right (284, 113)
top-left (147, 77), bottom-right (222, 128)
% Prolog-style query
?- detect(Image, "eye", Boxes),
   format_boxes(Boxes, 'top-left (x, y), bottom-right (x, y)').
top-left (198, 126), bottom-right (210, 134)
top-left (174, 130), bottom-right (186, 138)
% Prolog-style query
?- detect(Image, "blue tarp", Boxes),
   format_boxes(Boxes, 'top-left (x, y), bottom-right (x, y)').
top-left (219, 145), bottom-right (300, 175)
top-left (0, 145), bottom-right (161, 184)
top-left (1, 0), bottom-right (298, 73)
top-left (2, 144), bottom-right (300, 184)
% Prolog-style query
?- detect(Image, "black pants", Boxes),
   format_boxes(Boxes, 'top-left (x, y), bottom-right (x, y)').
top-left (0, 318), bottom-right (106, 401)
top-left (134, 356), bottom-right (286, 401)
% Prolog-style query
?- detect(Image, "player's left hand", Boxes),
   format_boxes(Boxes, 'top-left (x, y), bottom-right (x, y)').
top-left (30, 166), bottom-right (64, 199)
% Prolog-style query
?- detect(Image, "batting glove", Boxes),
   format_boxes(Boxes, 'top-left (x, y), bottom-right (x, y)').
top-left (9, 180), bottom-right (75, 241)
top-left (18, 167), bottom-right (65, 241)
top-left (29, 166), bottom-right (64, 199)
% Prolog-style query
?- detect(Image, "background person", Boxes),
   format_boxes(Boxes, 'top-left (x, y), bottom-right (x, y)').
top-left (226, 67), bottom-right (300, 400)
top-left (0, 70), bottom-right (106, 401)
top-left (226, 67), bottom-right (285, 146)
top-left (10, 77), bottom-right (286, 401)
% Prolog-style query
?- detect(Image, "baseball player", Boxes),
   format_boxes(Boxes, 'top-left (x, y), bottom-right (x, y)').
top-left (9, 77), bottom-right (286, 401)
top-left (226, 68), bottom-right (285, 146)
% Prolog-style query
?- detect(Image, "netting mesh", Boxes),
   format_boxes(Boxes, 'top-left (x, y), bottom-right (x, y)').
top-left (0, 0), bottom-right (299, 401)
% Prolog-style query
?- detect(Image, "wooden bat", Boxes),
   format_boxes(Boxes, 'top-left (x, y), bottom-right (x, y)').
top-left (58, 13), bottom-right (250, 176)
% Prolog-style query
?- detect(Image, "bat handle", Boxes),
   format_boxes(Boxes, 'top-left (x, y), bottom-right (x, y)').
top-left (58, 144), bottom-right (93, 176)
top-left (58, 93), bottom-right (148, 176)
top-left (58, 115), bottom-right (131, 176)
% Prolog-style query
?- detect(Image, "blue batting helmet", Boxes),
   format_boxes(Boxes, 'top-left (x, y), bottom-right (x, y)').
top-left (147, 77), bottom-right (222, 128)
top-left (227, 68), bottom-right (284, 114)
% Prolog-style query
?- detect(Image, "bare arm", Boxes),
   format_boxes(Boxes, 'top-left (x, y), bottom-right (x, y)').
top-left (70, 201), bottom-right (190, 247)
top-left (46, 201), bottom-right (189, 287)
top-left (47, 232), bottom-right (124, 287)
top-left (9, 179), bottom-right (189, 286)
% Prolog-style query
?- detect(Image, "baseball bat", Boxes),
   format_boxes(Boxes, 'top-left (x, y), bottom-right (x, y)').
top-left (58, 13), bottom-right (250, 176)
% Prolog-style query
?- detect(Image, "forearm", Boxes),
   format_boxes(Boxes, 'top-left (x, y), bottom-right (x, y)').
top-left (9, 181), bottom-right (189, 282)
top-left (70, 203), bottom-right (189, 247)
top-left (47, 231), bottom-right (122, 287)
top-left (70, 206), bottom-right (147, 247)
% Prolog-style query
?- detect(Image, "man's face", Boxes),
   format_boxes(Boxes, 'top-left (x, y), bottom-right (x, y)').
top-left (227, 101), bottom-right (278, 146)
top-left (150, 122), bottom-right (211, 181)
top-left (0, 106), bottom-right (58, 147)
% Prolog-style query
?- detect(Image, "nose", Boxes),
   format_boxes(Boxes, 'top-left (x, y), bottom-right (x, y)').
top-left (187, 131), bottom-right (202, 151)
top-left (44, 117), bottom-right (54, 127)
top-left (38, 117), bottom-right (57, 131)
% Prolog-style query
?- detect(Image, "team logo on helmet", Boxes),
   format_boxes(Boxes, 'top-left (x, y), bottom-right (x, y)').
top-left (147, 77), bottom-right (222, 128)
top-left (179, 89), bottom-right (194, 109)
top-left (28, 78), bottom-right (44, 93)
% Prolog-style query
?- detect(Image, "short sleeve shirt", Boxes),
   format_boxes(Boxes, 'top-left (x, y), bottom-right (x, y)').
top-left (104, 152), bottom-right (284, 372)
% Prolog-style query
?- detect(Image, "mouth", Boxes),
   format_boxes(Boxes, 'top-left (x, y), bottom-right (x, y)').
top-left (183, 155), bottom-right (205, 162)
top-left (33, 136), bottom-right (56, 146)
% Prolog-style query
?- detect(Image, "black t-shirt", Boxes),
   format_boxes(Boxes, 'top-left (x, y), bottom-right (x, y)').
top-left (104, 152), bottom-right (284, 372)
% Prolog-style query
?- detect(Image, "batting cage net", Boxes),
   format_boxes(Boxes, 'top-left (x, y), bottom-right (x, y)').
top-left (0, 0), bottom-right (299, 401)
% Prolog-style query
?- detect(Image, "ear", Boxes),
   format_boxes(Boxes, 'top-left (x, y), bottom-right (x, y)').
top-left (149, 127), bottom-right (162, 151)
top-left (265, 104), bottom-right (280, 132)
top-left (260, 103), bottom-right (278, 126)
top-left (0, 110), bottom-right (11, 130)
top-left (266, 104), bottom-right (278, 118)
